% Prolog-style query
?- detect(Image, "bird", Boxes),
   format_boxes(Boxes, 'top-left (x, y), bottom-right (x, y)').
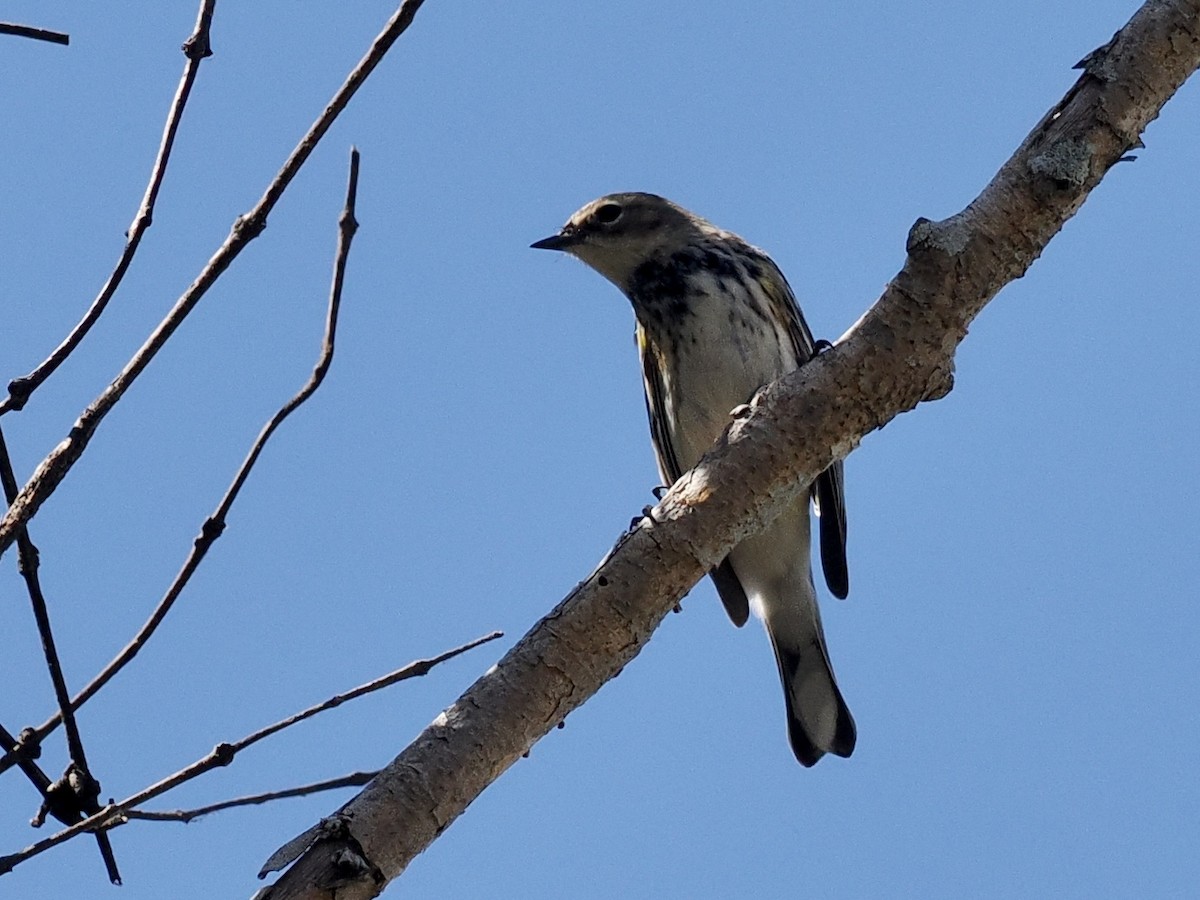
top-left (532, 192), bottom-right (855, 766)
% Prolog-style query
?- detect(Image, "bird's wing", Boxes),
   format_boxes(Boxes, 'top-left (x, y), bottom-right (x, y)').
top-left (709, 559), bottom-right (751, 627)
top-left (637, 323), bottom-right (750, 626)
top-left (756, 254), bottom-right (850, 599)
top-left (637, 323), bottom-right (684, 485)
top-left (813, 460), bottom-right (849, 599)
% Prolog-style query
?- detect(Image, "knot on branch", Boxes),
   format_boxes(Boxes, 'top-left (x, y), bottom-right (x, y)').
top-left (3, 376), bottom-right (33, 412)
top-left (905, 215), bottom-right (969, 258)
top-left (17, 727), bottom-right (42, 759)
top-left (181, 31), bottom-right (213, 61)
top-left (1074, 36), bottom-right (1120, 82)
top-left (922, 363), bottom-right (956, 402)
top-left (1029, 137), bottom-right (1092, 189)
top-left (16, 539), bottom-right (40, 575)
top-left (197, 516), bottom-right (225, 545)
top-left (130, 210), bottom-right (153, 235)
top-left (331, 846), bottom-right (380, 883)
top-left (233, 211), bottom-right (268, 242)
top-left (211, 742), bottom-right (236, 766)
top-left (3, 727), bottom-right (43, 772)
top-left (338, 209), bottom-right (360, 237)
top-left (37, 764), bottom-right (102, 828)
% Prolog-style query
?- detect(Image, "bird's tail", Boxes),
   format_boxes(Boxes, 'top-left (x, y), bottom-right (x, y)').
top-left (765, 603), bottom-right (856, 767)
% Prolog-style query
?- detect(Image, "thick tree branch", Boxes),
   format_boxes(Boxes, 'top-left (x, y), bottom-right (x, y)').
top-left (258, 2), bottom-right (1200, 897)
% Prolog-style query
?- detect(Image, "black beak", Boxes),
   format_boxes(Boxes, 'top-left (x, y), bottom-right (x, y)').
top-left (530, 231), bottom-right (575, 251)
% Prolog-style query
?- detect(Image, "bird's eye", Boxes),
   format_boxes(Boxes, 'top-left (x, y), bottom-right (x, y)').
top-left (594, 203), bottom-right (623, 225)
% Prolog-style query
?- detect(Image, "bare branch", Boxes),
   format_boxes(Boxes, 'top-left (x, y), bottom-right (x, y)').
top-left (0, 1), bottom-right (216, 415)
top-left (0, 632), bottom-right (501, 875)
top-left (0, 142), bottom-right (361, 879)
top-left (125, 773), bottom-right (378, 824)
top-left (0, 429), bottom-right (121, 883)
top-left (0, 22), bottom-right (69, 45)
top-left (0, 0), bottom-right (428, 558)
top-left (256, 2), bottom-right (1200, 896)
top-left (9, 148), bottom-right (361, 759)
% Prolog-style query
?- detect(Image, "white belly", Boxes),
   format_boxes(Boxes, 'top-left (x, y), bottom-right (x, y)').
top-left (655, 285), bottom-right (798, 471)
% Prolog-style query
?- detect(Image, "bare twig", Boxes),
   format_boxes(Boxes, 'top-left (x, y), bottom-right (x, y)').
top-left (0, 22), bottom-right (219, 875)
top-left (125, 772), bottom-right (378, 824)
top-left (0, 632), bottom-right (502, 875)
top-left (230, 630), bottom-right (502, 755)
top-left (9, 148), bottom-right (361, 760)
top-left (0, 22), bottom-right (70, 45)
top-left (0, 428), bottom-right (121, 883)
top-left (0, 0), bottom-right (427, 558)
top-left (0, 2), bottom-right (214, 415)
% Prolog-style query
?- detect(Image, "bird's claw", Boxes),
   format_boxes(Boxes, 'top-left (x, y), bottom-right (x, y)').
top-left (629, 504), bottom-right (660, 531)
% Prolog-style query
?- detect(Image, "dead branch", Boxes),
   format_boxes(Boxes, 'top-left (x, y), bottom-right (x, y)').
top-left (0, 139), bottom-right (359, 878)
top-left (126, 772), bottom-right (378, 824)
top-left (0, 431), bottom-right (120, 883)
top-left (0, 22), bottom-right (70, 46)
top-left (0, 631), bottom-right (500, 875)
top-left (9, 148), bottom-right (361, 759)
top-left (0, 1), bottom-right (215, 415)
top-left (0, 0), bottom-right (428, 558)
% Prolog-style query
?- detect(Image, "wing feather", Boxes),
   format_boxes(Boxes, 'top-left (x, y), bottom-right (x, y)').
top-left (637, 323), bottom-right (751, 625)
top-left (754, 255), bottom-right (850, 599)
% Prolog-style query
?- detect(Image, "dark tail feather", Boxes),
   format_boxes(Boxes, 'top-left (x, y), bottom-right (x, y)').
top-left (772, 642), bottom-right (856, 767)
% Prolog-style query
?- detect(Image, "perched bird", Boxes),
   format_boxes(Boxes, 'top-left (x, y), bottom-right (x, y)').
top-left (532, 193), bottom-right (855, 766)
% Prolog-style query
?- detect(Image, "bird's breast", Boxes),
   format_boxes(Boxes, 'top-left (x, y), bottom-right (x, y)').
top-left (641, 281), bottom-right (795, 472)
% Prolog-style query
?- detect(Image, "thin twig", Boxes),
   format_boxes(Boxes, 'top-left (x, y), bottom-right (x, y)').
top-left (0, 22), bottom-right (70, 45)
top-left (0, 1), bottom-right (215, 415)
top-left (0, 0), bottom-right (427, 560)
top-left (232, 630), bottom-right (503, 755)
top-left (0, 428), bottom-right (121, 883)
top-left (11, 148), bottom-right (361, 757)
top-left (0, 632), bottom-right (502, 875)
top-left (126, 772), bottom-right (378, 823)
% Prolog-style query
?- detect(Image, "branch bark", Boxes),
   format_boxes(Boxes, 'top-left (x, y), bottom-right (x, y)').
top-left (258, 1), bottom-right (1200, 896)
top-left (0, 22), bottom-right (70, 45)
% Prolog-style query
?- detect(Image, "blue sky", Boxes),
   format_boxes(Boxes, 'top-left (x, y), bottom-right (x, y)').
top-left (1, 2), bottom-right (1197, 897)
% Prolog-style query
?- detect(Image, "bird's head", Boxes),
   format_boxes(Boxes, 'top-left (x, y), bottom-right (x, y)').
top-left (531, 192), bottom-right (709, 289)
